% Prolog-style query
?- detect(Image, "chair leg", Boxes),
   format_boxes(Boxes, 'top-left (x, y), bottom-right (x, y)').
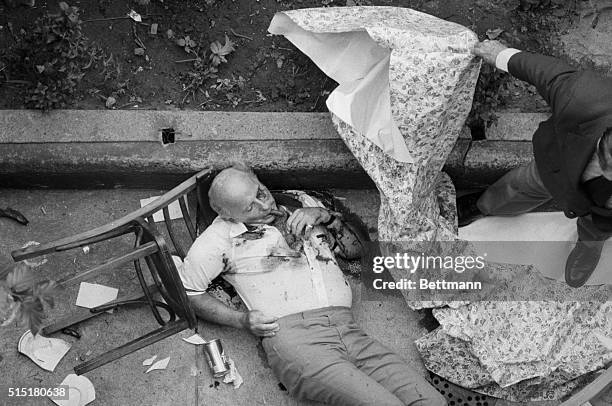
top-left (74, 319), bottom-right (189, 375)
top-left (42, 285), bottom-right (158, 335)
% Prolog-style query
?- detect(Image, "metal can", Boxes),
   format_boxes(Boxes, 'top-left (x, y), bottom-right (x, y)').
top-left (203, 339), bottom-right (231, 378)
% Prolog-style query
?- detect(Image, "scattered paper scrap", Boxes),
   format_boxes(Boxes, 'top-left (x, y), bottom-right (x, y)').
top-left (146, 356), bottom-right (170, 373)
top-left (75, 282), bottom-right (118, 309)
top-left (182, 333), bottom-right (207, 345)
top-left (190, 365), bottom-right (199, 376)
top-left (49, 374), bottom-right (95, 406)
top-left (150, 23), bottom-right (158, 35)
top-left (127, 10), bottom-right (142, 22)
top-left (139, 196), bottom-right (184, 222)
top-left (143, 355), bottom-right (158, 366)
top-left (21, 241), bottom-right (48, 267)
top-left (222, 358), bottom-right (243, 389)
top-left (18, 330), bottom-right (71, 372)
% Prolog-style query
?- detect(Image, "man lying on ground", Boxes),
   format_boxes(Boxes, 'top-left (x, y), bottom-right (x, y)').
top-left (179, 163), bottom-right (446, 406)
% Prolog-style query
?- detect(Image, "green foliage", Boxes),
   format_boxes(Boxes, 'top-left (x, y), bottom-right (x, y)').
top-left (181, 59), bottom-right (218, 103)
top-left (176, 35), bottom-right (198, 55)
top-left (467, 63), bottom-right (510, 132)
top-left (518, 0), bottom-right (566, 10)
top-left (9, 2), bottom-right (97, 110)
top-left (209, 35), bottom-right (236, 67)
top-left (1, 263), bottom-right (57, 335)
top-left (172, 31), bottom-right (237, 105)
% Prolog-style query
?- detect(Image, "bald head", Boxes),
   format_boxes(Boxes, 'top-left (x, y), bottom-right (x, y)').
top-left (208, 165), bottom-right (277, 224)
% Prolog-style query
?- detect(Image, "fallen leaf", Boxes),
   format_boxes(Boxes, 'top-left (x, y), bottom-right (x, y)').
top-left (143, 355), bottom-right (157, 366)
top-left (145, 357), bottom-right (170, 373)
top-left (150, 23), bottom-right (158, 35)
top-left (105, 96), bottom-right (116, 109)
top-left (166, 29), bottom-right (174, 39)
top-left (134, 48), bottom-right (145, 56)
top-left (127, 10), bottom-right (142, 22)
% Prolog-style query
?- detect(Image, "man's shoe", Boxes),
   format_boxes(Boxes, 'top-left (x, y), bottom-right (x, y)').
top-left (457, 190), bottom-right (486, 227)
top-left (564, 239), bottom-right (605, 288)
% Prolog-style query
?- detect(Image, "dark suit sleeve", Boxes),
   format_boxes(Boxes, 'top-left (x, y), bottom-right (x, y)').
top-left (507, 52), bottom-right (580, 117)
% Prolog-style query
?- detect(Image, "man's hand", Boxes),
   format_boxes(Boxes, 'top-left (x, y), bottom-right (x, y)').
top-left (241, 310), bottom-right (280, 337)
top-left (286, 207), bottom-right (332, 236)
top-left (473, 40), bottom-right (508, 66)
top-left (598, 129), bottom-right (612, 180)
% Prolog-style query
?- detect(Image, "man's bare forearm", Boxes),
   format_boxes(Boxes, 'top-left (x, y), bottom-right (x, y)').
top-left (188, 292), bottom-right (246, 330)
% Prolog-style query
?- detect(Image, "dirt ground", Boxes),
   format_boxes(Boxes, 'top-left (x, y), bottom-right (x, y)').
top-left (0, 0), bottom-right (577, 114)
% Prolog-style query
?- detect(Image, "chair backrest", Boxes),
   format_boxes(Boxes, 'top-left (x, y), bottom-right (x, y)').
top-left (140, 168), bottom-right (216, 260)
top-left (135, 219), bottom-right (197, 328)
top-left (11, 168), bottom-right (217, 262)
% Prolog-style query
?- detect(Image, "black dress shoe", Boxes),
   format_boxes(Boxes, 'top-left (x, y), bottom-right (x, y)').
top-left (457, 190), bottom-right (486, 227)
top-left (565, 239), bottom-right (605, 287)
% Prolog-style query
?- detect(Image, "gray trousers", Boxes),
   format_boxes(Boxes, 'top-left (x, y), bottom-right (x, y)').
top-left (262, 306), bottom-right (446, 406)
top-left (477, 160), bottom-right (611, 241)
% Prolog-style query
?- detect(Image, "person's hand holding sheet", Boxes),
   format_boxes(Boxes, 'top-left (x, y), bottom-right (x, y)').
top-left (473, 40), bottom-right (508, 66)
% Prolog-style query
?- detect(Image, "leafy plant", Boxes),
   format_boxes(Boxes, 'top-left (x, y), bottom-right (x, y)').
top-left (518, 0), bottom-right (565, 10)
top-left (0, 263), bottom-right (57, 335)
top-left (173, 32), bottom-right (237, 105)
top-left (7, 2), bottom-right (99, 110)
top-left (176, 36), bottom-right (198, 55)
top-left (209, 35), bottom-right (236, 67)
top-left (466, 63), bottom-right (510, 137)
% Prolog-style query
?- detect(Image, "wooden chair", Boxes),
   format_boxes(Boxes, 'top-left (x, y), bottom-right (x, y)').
top-left (11, 168), bottom-right (218, 375)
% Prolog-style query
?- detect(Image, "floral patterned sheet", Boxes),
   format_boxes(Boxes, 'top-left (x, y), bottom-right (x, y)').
top-left (268, 6), bottom-right (612, 402)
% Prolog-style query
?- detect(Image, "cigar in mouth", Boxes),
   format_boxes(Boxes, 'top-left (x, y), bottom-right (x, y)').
top-left (270, 209), bottom-right (284, 217)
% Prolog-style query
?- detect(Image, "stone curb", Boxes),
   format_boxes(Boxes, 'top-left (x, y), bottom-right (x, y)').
top-left (0, 110), bottom-right (538, 189)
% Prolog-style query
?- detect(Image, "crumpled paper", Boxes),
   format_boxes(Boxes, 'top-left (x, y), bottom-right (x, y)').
top-left (18, 330), bottom-right (71, 372)
top-left (223, 358), bottom-right (243, 389)
top-left (49, 374), bottom-right (95, 406)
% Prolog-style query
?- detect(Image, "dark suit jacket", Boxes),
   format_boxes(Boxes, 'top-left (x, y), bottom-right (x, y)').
top-left (508, 52), bottom-right (612, 231)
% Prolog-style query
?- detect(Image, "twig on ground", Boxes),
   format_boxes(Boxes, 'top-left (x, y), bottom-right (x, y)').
top-left (230, 28), bottom-right (253, 41)
top-left (4, 79), bottom-right (31, 85)
top-left (272, 45), bottom-right (294, 52)
top-left (82, 15), bottom-right (161, 23)
top-left (132, 25), bottom-right (147, 50)
top-left (174, 58), bottom-right (199, 63)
